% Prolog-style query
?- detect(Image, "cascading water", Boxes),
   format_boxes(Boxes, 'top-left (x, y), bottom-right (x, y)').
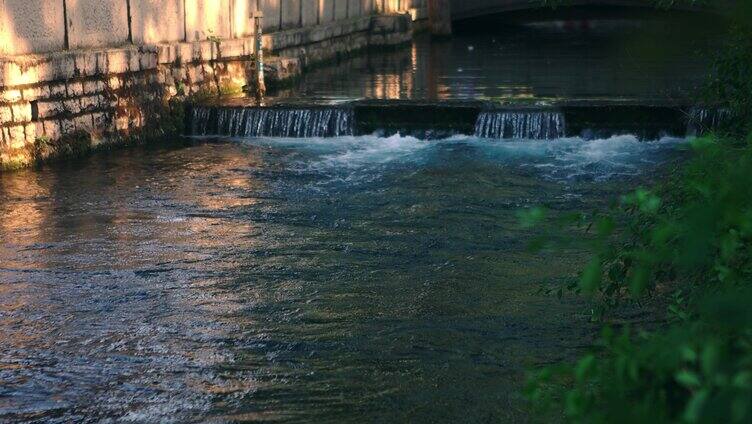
top-left (191, 106), bottom-right (355, 138)
top-left (687, 107), bottom-right (731, 135)
top-left (474, 111), bottom-right (566, 140)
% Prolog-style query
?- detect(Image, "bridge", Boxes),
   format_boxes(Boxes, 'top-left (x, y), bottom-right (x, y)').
top-left (438, 0), bottom-right (722, 23)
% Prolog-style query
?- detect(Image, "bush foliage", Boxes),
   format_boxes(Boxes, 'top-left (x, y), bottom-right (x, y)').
top-left (525, 3), bottom-right (752, 422)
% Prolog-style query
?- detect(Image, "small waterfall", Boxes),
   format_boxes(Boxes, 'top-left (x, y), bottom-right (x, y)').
top-left (474, 110), bottom-right (566, 139)
top-left (191, 106), bottom-right (355, 138)
top-left (687, 107), bottom-right (732, 135)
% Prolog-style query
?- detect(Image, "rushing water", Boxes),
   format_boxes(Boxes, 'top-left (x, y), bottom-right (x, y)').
top-left (1, 133), bottom-right (685, 422)
top-left (192, 108), bottom-right (356, 138)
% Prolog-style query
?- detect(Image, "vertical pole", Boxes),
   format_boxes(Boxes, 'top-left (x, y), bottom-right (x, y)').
top-left (183, 0), bottom-right (188, 42)
top-left (63, 0), bottom-right (70, 50)
top-left (126, 0), bottom-right (133, 43)
top-left (253, 11), bottom-right (266, 101)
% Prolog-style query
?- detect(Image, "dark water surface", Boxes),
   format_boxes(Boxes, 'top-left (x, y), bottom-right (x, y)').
top-left (281, 11), bottom-right (721, 103)
top-left (1, 134), bottom-right (685, 422)
top-left (0, 9), bottom-right (715, 423)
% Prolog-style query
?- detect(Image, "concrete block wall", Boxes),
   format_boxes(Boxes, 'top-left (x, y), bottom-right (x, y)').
top-left (0, 0), bottom-right (407, 57)
top-left (0, 1), bottom-right (66, 55)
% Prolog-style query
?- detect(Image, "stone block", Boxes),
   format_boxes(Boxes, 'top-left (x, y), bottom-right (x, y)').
top-left (259, 0), bottom-right (281, 31)
top-left (79, 95), bottom-right (100, 112)
top-left (231, 0), bottom-right (255, 38)
top-left (63, 99), bottom-right (82, 115)
top-left (320, 0), bottom-right (336, 23)
top-left (157, 45), bottom-right (178, 64)
top-left (73, 114), bottom-right (94, 131)
top-left (281, 0), bottom-right (302, 29)
top-left (1, 90), bottom-right (22, 103)
top-left (39, 120), bottom-right (62, 141)
top-left (66, 0), bottom-right (130, 50)
top-left (83, 80), bottom-right (104, 95)
top-left (131, 0), bottom-right (185, 44)
top-left (11, 103), bottom-right (32, 123)
top-left (107, 76), bottom-right (122, 90)
top-left (8, 125), bottom-right (25, 148)
top-left (0, 105), bottom-right (12, 123)
top-left (335, 0), bottom-right (349, 20)
top-left (60, 118), bottom-right (76, 135)
top-left (349, 0), bottom-right (363, 18)
top-left (302, 1), bottom-right (319, 27)
top-left (129, 50), bottom-right (142, 73)
top-left (139, 51), bottom-right (159, 71)
top-left (49, 84), bottom-right (67, 98)
top-left (0, 0), bottom-right (66, 55)
top-left (362, 0), bottom-right (375, 14)
top-left (107, 49), bottom-right (131, 74)
top-left (37, 101), bottom-right (63, 119)
top-left (217, 39), bottom-right (249, 59)
top-left (66, 82), bottom-right (84, 97)
top-left (21, 86), bottom-right (42, 102)
top-left (23, 123), bottom-right (36, 143)
top-left (185, 0), bottom-right (232, 42)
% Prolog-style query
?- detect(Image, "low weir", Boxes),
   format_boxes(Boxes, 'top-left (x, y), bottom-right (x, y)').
top-left (475, 111), bottom-right (566, 139)
top-left (191, 107), bottom-right (355, 138)
top-left (189, 101), bottom-right (725, 140)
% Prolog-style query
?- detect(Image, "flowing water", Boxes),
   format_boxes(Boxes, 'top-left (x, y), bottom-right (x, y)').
top-left (0, 8), bottom-right (719, 424)
top-left (1, 133), bottom-right (686, 423)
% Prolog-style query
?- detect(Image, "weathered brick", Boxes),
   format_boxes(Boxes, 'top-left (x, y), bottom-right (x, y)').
top-left (83, 80), bottom-right (98, 95)
top-left (106, 76), bottom-right (122, 90)
top-left (63, 99), bottom-right (82, 115)
top-left (23, 123), bottom-right (36, 142)
top-left (128, 51), bottom-right (141, 72)
top-left (79, 95), bottom-right (100, 112)
top-left (11, 103), bottom-right (32, 123)
top-left (74, 52), bottom-right (98, 77)
top-left (95, 52), bottom-right (109, 74)
top-left (66, 82), bottom-right (84, 97)
top-left (140, 52), bottom-right (158, 71)
top-left (107, 50), bottom-right (130, 74)
top-left (49, 83), bottom-right (67, 98)
top-left (73, 114), bottom-right (94, 131)
top-left (0, 106), bottom-right (12, 124)
top-left (37, 101), bottom-right (64, 119)
top-left (176, 43), bottom-right (193, 64)
top-left (1, 90), bottom-right (23, 103)
top-left (60, 118), bottom-right (76, 135)
top-left (8, 125), bottom-right (26, 149)
top-left (22, 87), bottom-right (42, 101)
top-left (40, 120), bottom-right (62, 141)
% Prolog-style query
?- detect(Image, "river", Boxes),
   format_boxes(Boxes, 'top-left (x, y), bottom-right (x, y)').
top-left (0, 9), bottom-right (720, 423)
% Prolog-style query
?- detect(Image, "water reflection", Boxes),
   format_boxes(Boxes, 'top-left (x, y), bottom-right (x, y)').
top-left (282, 14), bottom-right (719, 103)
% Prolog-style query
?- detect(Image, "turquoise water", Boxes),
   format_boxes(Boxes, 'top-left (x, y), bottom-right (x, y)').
top-left (0, 134), bottom-right (685, 422)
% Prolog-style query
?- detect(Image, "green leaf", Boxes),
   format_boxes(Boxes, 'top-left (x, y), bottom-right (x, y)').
top-left (575, 354), bottom-right (596, 382)
top-left (580, 257), bottom-right (602, 294)
top-left (676, 370), bottom-right (702, 388)
top-left (683, 389), bottom-right (709, 423)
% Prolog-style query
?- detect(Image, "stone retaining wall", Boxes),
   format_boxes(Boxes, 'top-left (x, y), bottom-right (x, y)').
top-left (0, 9), bottom-right (416, 170)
